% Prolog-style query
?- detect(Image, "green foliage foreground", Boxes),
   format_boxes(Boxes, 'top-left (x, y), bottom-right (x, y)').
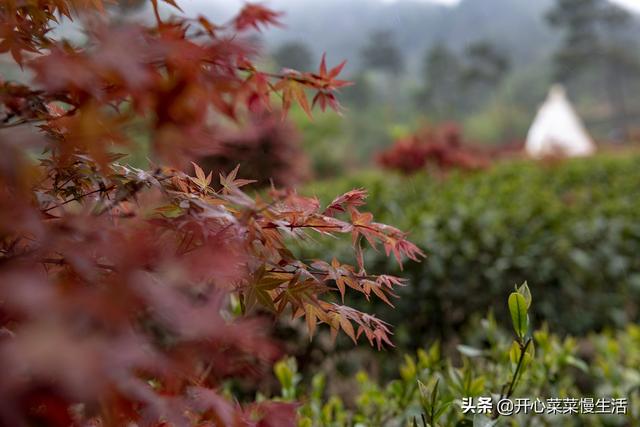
top-left (274, 285), bottom-right (639, 426)
top-left (303, 153), bottom-right (640, 347)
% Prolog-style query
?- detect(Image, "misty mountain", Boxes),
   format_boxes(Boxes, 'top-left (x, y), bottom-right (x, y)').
top-left (176, 0), bottom-right (640, 77)
top-left (254, 0), bottom-right (556, 73)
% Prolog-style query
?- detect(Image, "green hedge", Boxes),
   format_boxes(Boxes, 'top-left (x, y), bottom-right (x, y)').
top-left (302, 154), bottom-right (640, 348)
top-left (275, 288), bottom-right (640, 426)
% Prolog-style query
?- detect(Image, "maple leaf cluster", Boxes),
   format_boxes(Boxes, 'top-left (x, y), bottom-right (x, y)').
top-left (376, 123), bottom-right (491, 175)
top-left (1, 0), bottom-right (350, 168)
top-left (0, 0), bottom-right (423, 425)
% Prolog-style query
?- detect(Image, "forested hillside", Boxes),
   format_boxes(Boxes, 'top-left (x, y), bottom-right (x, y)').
top-left (193, 0), bottom-right (557, 74)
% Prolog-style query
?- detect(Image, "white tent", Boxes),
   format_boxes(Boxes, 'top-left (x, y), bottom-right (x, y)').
top-left (525, 85), bottom-right (596, 158)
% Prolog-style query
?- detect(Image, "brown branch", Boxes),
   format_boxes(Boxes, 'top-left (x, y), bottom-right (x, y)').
top-left (40, 257), bottom-right (116, 271)
top-left (41, 185), bottom-right (116, 213)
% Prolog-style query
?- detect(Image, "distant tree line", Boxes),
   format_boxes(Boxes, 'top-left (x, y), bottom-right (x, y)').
top-left (270, 0), bottom-right (640, 141)
top-left (547, 0), bottom-right (640, 140)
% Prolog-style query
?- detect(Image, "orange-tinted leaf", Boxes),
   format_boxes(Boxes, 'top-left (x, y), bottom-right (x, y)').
top-left (339, 317), bottom-right (356, 343)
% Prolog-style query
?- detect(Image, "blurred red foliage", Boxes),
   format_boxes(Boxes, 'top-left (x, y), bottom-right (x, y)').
top-left (376, 123), bottom-right (491, 174)
top-left (0, 1), bottom-right (422, 425)
top-left (197, 111), bottom-right (309, 188)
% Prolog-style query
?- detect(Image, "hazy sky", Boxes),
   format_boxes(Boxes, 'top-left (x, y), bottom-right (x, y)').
top-left (198, 0), bottom-right (640, 13)
top-left (399, 0), bottom-right (640, 12)
top-left (593, 0), bottom-right (640, 11)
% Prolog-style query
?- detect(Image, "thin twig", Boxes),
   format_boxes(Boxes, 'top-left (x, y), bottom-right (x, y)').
top-left (42, 185), bottom-right (116, 213)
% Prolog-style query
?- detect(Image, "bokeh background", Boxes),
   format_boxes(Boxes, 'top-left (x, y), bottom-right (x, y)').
top-left (182, 0), bottom-right (640, 393)
top-left (6, 0), bottom-right (638, 412)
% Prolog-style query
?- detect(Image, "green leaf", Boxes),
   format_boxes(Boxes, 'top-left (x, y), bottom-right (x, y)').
top-left (509, 340), bottom-right (535, 373)
top-left (311, 373), bottom-right (326, 401)
top-left (523, 340), bottom-right (535, 368)
top-left (469, 376), bottom-right (485, 395)
top-left (509, 340), bottom-right (521, 366)
top-left (274, 359), bottom-right (293, 389)
top-left (517, 281), bottom-right (532, 309)
top-left (400, 355), bottom-right (417, 380)
top-left (457, 345), bottom-right (485, 358)
top-left (434, 399), bottom-right (454, 420)
top-left (508, 292), bottom-right (528, 339)
top-left (273, 358), bottom-right (299, 401)
top-left (417, 377), bottom-right (439, 416)
top-left (566, 355), bottom-right (589, 373)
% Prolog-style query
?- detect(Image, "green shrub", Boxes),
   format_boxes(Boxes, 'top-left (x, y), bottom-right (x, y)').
top-left (302, 154), bottom-right (640, 348)
top-left (275, 285), bottom-right (640, 426)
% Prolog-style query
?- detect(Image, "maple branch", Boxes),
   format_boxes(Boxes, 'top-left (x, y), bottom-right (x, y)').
top-left (238, 67), bottom-right (316, 86)
top-left (41, 185), bottom-right (117, 213)
top-left (40, 257), bottom-right (116, 271)
top-left (264, 266), bottom-right (381, 282)
top-left (0, 119), bottom-right (44, 129)
top-left (262, 223), bottom-right (342, 230)
top-left (261, 220), bottom-right (399, 239)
